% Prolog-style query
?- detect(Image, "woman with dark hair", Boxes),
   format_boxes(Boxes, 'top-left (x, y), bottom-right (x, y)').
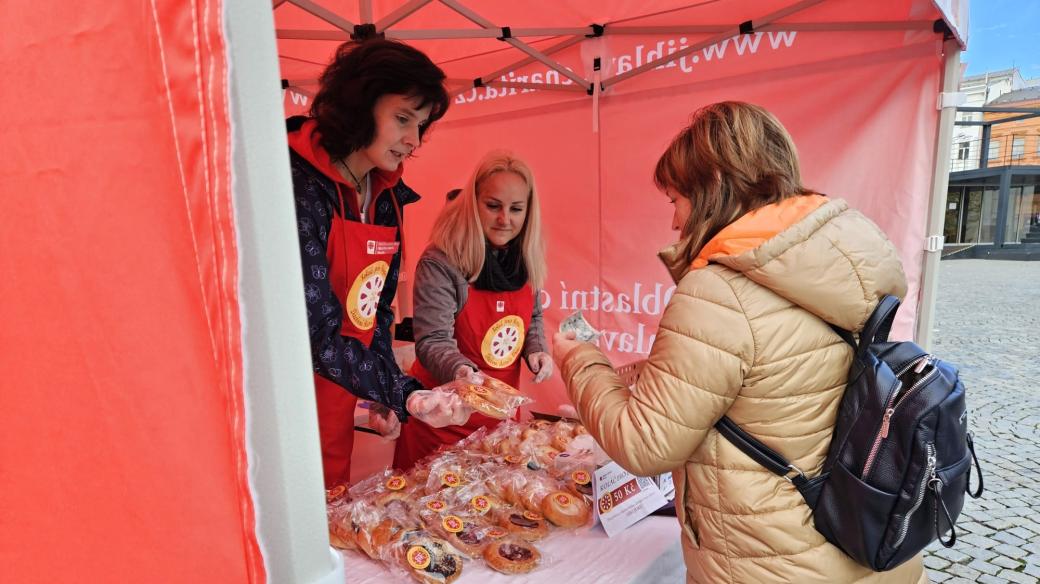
top-left (552, 102), bottom-right (924, 583)
top-left (286, 38), bottom-right (460, 488)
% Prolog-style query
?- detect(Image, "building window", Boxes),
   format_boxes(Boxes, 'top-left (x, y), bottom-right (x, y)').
top-left (1012, 137), bottom-right (1025, 160)
top-left (957, 142), bottom-right (970, 160)
top-left (988, 141), bottom-right (1001, 161)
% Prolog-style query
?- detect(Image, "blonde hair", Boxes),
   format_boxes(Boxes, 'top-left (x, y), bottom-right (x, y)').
top-left (654, 101), bottom-right (813, 271)
top-left (431, 150), bottom-right (547, 289)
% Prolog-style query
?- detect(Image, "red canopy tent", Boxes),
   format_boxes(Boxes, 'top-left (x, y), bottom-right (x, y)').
top-left (1, 1), bottom-right (966, 582)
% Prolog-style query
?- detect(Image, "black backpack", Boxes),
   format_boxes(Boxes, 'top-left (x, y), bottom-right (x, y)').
top-left (715, 295), bottom-right (984, 571)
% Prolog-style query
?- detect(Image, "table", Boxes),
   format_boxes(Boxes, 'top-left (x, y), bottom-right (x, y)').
top-left (340, 516), bottom-right (685, 583)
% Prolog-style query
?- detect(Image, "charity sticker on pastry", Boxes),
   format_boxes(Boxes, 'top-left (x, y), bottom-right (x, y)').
top-left (407, 545), bottom-right (432, 570)
top-left (442, 515), bottom-right (464, 534)
top-left (522, 511), bottom-right (542, 521)
top-left (426, 499), bottom-right (447, 512)
top-left (326, 484), bottom-right (347, 503)
top-left (505, 455), bottom-right (522, 464)
top-left (471, 495), bottom-right (491, 514)
top-left (386, 476), bottom-right (407, 491)
top-left (486, 527), bottom-right (508, 539)
top-left (572, 470), bottom-right (591, 485)
top-left (441, 472), bottom-right (461, 487)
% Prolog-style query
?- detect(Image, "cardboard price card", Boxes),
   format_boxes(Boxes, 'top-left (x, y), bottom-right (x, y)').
top-left (593, 462), bottom-right (668, 537)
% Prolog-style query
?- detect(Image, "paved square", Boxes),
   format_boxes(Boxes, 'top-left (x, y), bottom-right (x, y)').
top-left (924, 260), bottom-right (1040, 583)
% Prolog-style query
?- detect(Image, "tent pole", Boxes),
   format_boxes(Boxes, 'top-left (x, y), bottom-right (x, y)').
top-left (287, 0), bottom-right (355, 33)
top-left (376, 0), bottom-right (432, 32)
top-left (359, 0), bottom-right (371, 23)
top-left (601, 0), bottom-right (825, 90)
top-left (227, 0), bottom-right (342, 582)
top-left (915, 38), bottom-right (962, 349)
top-left (607, 21), bottom-right (935, 35)
top-left (439, 0), bottom-right (590, 88)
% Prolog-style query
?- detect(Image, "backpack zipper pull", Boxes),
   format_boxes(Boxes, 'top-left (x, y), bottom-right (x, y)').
top-left (914, 355), bottom-right (932, 374)
top-left (880, 408), bottom-right (895, 439)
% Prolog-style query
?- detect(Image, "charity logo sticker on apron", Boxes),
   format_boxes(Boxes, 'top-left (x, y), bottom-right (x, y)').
top-left (346, 260), bottom-right (389, 330)
top-left (480, 315), bottom-right (525, 368)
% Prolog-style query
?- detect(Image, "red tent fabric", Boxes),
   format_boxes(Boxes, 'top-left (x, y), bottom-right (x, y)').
top-left (1, 1), bottom-right (966, 583)
top-left (1, 1), bottom-right (263, 583)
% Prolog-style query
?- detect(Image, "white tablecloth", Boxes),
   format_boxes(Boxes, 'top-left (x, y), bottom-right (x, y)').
top-left (341, 516), bottom-right (685, 583)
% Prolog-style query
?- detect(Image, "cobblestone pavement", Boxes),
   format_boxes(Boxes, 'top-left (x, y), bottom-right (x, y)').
top-left (923, 260), bottom-right (1040, 583)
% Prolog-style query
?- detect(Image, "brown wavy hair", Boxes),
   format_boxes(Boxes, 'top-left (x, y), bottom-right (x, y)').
top-left (310, 39), bottom-right (450, 162)
top-left (654, 101), bottom-right (813, 271)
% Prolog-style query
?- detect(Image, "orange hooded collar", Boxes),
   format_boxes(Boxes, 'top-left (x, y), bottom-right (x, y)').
top-left (659, 194), bottom-right (828, 282)
top-left (286, 118), bottom-right (404, 198)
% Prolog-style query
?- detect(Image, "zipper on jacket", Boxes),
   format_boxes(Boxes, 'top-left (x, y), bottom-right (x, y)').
top-left (892, 443), bottom-right (937, 549)
top-left (863, 356), bottom-right (938, 478)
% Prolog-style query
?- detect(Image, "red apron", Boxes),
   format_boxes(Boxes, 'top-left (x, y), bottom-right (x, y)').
top-left (316, 184), bottom-right (401, 489)
top-left (393, 284), bottom-right (534, 470)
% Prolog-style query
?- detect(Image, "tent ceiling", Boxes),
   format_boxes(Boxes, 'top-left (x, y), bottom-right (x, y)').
top-left (275, 0), bottom-right (967, 95)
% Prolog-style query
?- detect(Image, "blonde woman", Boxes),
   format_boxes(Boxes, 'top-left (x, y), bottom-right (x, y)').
top-left (393, 151), bottom-right (551, 470)
top-left (553, 102), bottom-right (926, 583)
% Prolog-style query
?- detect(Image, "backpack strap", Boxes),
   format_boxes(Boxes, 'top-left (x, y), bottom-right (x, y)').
top-left (715, 416), bottom-right (827, 508)
top-left (859, 295), bottom-right (901, 352)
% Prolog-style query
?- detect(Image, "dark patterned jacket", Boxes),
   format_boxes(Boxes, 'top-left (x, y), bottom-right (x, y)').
top-left (288, 116), bottom-right (422, 420)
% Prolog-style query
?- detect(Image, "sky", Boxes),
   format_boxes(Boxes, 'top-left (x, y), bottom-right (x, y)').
top-left (961, 0), bottom-right (1040, 78)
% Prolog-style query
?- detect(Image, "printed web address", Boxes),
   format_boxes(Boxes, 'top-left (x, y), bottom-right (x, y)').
top-left (455, 31), bottom-right (798, 104)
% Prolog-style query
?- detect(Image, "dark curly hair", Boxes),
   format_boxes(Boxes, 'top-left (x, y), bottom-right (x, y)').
top-left (310, 39), bottom-right (450, 162)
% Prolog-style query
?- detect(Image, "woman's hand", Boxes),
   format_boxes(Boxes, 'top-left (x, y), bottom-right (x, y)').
top-left (406, 389), bottom-right (473, 427)
top-left (527, 352), bottom-right (554, 383)
top-left (552, 330), bottom-right (584, 369)
top-left (454, 364), bottom-right (484, 383)
top-left (366, 402), bottom-right (401, 440)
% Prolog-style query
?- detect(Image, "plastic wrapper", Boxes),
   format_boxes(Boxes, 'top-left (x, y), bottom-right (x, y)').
top-left (490, 503), bottom-right (550, 542)
top-left (340, 499), bottom-right (385, 558)
top-left (539, 489), bottom-right (593, 529)
top-left (406, 389), bottom-right (472, 428)
top-left (482, 535), bottom-right (553, 575)
top-left (383, 529), bottom-right (465, 584)
top-left (349, 468), bottom-right (415, 508)
top-left (431, 376), bottom-right (532, 421)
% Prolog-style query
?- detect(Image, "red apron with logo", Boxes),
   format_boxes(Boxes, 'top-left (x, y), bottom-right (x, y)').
top-left (316, 184), bottom-right (401, 488)
top-left (393, 284), bottom-right (534, 470)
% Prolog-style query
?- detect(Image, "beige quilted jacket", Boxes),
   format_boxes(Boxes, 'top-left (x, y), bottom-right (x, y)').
top-left (561, 199), bottom-right (928, 583)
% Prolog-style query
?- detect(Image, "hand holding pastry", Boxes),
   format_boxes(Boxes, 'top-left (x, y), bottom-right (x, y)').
top-left (406, 390), bottom-right (474, 428)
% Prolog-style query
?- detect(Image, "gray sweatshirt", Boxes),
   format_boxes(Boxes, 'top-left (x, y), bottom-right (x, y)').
top-left (412, 245), bottom-right (548, 385)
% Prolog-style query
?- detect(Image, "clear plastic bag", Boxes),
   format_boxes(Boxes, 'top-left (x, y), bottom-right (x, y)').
top-left (382, 529), bottom-right (466, 584)
top-left (430, 376), bottom-right (533, 421)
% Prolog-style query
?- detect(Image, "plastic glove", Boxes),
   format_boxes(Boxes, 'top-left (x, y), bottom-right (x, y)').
top-left (406, 390), bottom-right (474, 428)
top-left (367, 402), bottom-right (400, 440)
top-left (454, 364), bottom-right (484, 383)
top-left (527, 351), bottom-right (553, 383)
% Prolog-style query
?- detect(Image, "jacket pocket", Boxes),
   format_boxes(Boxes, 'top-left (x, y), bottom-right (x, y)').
top-left (674, 466), bottom-right (700, 549)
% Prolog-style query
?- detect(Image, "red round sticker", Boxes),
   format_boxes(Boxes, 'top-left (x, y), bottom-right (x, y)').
top-left (572, 470), bottom-right (591, 485)
top-left (555, 493), bottom-right (572, 506)
top-left (441, 472), bottom-right (461, 487)
top-left (442, 515), bottom-right (464, 533)
top-left (386, 476), bottom-right (406, 491)
top-left (407, 546), bottom-right (431, 569)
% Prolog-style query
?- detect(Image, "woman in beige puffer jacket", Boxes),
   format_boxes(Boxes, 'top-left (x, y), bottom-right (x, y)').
top-left (552, 102), bottom-right (928, 584)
